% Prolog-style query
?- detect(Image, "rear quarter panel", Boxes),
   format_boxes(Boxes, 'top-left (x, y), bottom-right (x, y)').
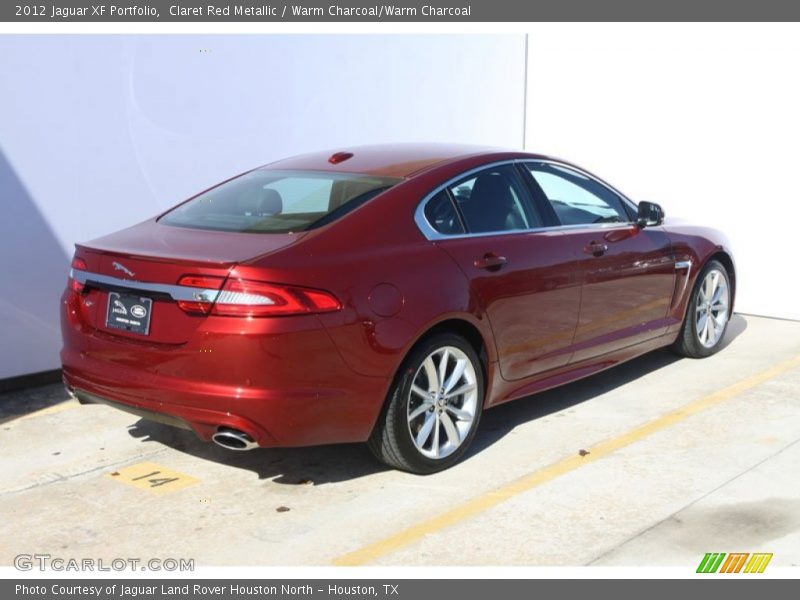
top-left (236, 175), bottom-right (497, 381)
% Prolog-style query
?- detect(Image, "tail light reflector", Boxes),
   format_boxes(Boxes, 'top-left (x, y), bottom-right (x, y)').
top-left (176, 276), bottom-right (340, 317)
top-left (213, 279), bottom-right (341, 317)
top-left (69, 257), bottom-right (87, 293)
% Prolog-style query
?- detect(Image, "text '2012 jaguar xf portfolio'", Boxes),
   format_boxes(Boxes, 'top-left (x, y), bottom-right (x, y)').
top-left (61, 144), bottom-right (735, 473)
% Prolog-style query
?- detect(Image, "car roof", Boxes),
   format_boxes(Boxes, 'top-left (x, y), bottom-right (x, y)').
top-left (260, 143), bottom-right (549, 179)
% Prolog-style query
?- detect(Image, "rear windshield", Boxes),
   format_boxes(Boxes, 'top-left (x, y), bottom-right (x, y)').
top-left (159, 170), bottom-right (401, 233)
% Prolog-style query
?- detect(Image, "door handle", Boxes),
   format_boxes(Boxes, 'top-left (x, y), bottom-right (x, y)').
top-left (583, 241), bottom-right (608, 257)
top-left (474, 253), bottom-right (507, 271)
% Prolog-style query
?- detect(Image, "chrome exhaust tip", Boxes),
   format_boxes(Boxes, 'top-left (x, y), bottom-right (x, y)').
top-left (211, 427), bottom-right (259, 451)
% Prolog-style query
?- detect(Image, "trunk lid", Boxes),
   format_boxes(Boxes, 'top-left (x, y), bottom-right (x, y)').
top-left (73, 219), bottom-right (303, 344)
top-left (84, 219), bottom-right (304, 264)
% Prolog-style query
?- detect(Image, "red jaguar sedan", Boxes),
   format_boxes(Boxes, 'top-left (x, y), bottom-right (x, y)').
top-left (61, 144), bottom-right (735, 473)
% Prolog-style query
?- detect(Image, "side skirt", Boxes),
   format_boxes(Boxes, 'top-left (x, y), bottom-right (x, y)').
top-left (486, 332), bottom-right (678, 408)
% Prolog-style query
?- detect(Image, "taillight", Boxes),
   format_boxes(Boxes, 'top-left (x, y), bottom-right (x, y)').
top-left (212, 278), bottom-right (341, 317)
top-left (176, 275), bottom-right (341, 317)
top-left (176, 275), bottom-right (225, 315)
top-left (69, 257), bottom-right (87, 293)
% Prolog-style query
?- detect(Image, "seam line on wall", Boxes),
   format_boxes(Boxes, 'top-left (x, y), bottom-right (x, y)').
top-left (522, 33), bottom-right (529, 150)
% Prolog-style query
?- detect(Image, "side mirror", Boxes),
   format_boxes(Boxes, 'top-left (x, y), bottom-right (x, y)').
top-left (637, 201), bottom-right (664, 228)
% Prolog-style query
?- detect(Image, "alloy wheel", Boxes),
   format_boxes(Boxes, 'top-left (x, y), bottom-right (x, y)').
top-left (406, 346), bottom-right (478, 459)
top-left (695, 268), bottom-right (729, 348)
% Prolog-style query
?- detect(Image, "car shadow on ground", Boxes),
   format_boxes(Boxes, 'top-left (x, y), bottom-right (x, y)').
top-left (471, 314), bottom-right (747, 457)
top-left (127, 315), bottom-right (748, 485)
top-left (127, 418), bottom-right (387, 485)
top-left (0, 383), bottom-right (71, 425)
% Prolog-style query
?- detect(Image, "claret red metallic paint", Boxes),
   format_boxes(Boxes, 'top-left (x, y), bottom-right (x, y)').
top-left (60, 144), bottom-right (735, 472)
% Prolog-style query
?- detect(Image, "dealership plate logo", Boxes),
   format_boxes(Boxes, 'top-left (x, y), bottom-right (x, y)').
top-left (105, 292), bottom-right (152, 336)
top-left (112, 299), bottom-right (127, 315)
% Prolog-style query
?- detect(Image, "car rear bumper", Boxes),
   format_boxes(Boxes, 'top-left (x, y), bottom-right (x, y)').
top-left (61, 352), bottom-right (389, 448)
top-left (60, 289), bottom-right (391, 447)
top-left (71, 388), bottom-right (194, 431)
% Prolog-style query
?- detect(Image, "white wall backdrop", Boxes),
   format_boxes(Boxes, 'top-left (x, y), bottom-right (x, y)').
top-left (526, 23), bottom-right (800, 322)
top-left (0, 34), bottom-right (526, 379)
top-left (1, 28), bottom-right (798, 379)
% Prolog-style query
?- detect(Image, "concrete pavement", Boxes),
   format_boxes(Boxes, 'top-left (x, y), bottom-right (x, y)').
top-left (1, 314), bottom-right (798, 568)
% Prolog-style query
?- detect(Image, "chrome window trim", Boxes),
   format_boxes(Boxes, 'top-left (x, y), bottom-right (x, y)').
top-left (413, 158), bottom-right (641, 242)
top-left (70, 269), bottom-right (221, 303)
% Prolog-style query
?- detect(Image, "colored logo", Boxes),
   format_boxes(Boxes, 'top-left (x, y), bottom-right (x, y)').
top-left (697, 552), bottom-right (773, 573)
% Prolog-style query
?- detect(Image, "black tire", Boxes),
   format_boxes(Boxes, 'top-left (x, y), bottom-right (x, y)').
top-left (672, 259), bottom-right (732, 358)
top-left (368, 332), bottom-right (485, 474)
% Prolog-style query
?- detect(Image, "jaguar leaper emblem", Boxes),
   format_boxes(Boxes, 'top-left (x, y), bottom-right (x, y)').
top-left (112, 261), bottom-right (135, 277)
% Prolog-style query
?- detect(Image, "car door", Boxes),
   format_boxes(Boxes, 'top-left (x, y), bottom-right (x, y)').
top-left (418, 163), bottom-right (582, 382)
top-left (524, 161), bottom-right (676, 363)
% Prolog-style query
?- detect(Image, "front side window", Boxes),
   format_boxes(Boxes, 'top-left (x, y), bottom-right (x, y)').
top-left (160, 170), bottom-right (401, 233)
top-left (526, 163), bottom-right (630, 226)
top-left (447, 164), bottom-right (542, 234)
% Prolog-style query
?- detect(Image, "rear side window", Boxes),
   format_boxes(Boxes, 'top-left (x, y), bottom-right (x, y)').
top-left (424, 190), bottom-right (465, 235)
top-left (448, 165), bottom-right (543, 234)
top-left (160, 170), bottom-right (401, 233)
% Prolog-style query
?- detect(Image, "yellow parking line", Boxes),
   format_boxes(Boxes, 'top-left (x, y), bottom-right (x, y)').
top-left (2, 398), bottom-right (80, 425)
top-left (333, 354), bottom-right (800, 566)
